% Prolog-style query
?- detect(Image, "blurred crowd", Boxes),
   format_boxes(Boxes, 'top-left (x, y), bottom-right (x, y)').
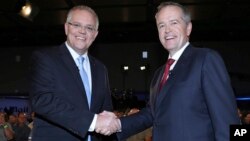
top-left (0, 92), bottom-right (249, 141)
top-left (0, 111), bottom-right (34, 141)
top-left (238, 108), bottom-right (250, 124)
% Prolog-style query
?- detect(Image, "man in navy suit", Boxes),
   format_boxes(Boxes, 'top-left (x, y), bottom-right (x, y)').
top-left (98, 1), bottom-right (241, 141)
top-left (29, 5), bottom-right (119, 141)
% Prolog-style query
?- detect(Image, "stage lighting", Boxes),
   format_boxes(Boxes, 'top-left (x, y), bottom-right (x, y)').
top-left (140, 65), bottom-right (146, 71)
top-left (20, 2), bottom-right (32, 17)
top-left (18, 0), bottom-right (39, 21)
top-left (123, 65), bottom-right (129, 71)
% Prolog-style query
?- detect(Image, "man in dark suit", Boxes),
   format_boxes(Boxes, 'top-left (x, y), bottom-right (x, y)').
top-left (29, 5), bottom-right (119, 141)
top-left (98, 1), bottom-right (241, 141)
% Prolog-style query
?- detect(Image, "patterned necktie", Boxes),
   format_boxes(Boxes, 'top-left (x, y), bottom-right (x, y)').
top-left (77, 56), bottom-right (91, 107)
top-left (159, 58), bottom-right (175, 90)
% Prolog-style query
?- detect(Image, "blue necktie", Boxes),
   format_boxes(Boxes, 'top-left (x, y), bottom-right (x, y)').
top-left (77, 56), bottom-right (91, 107)
top-left (77, 56), bottom-right (91, 141)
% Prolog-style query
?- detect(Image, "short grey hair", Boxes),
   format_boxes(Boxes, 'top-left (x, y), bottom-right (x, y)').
top-left (66, 5), bottom-right (99, 30)
top-left (155, 1), bottom-right (191, 24)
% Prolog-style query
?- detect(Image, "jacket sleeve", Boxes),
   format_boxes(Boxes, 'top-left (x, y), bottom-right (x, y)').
top-left (116, 106), bottom-right (153, 140)
top-left (201, 50), bottom-right (241, 141)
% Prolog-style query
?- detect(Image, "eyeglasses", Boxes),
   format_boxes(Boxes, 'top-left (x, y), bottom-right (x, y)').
top-left (67, 22), bottom-right (96, 33)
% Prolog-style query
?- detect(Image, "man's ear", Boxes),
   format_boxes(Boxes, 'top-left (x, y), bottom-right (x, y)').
top-left (186, 22), bottom-right (192, 36)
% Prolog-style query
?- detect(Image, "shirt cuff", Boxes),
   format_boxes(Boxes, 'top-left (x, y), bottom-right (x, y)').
top-left (88, 114), bottom-right (97, 132)
top-left (117, 119), bottom-right (122, 132)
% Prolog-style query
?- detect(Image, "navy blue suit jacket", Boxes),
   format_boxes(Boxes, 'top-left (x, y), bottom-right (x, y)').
top-left (29, 43), bottom-right (113, 141)
top-left (117, 44), bottom-right (240, 141)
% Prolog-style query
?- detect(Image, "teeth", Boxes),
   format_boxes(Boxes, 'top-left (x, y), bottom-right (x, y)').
top-left (76, 36), bottom-right (85, 40)
top-left (165, 35), bottom-right (175, 40)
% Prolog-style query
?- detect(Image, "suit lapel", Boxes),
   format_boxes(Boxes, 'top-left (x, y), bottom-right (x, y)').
top-left (150, 66), bottom-right (164, 112)
top-left (59, 44), bottom-right (87, 99)
top-left (154, 45), bottom-right (193, 109)
top-left (88, 55), bottom-right (97, 110)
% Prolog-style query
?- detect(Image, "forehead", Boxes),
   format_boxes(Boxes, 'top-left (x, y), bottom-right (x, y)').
top-left (156, 6), bottom-right (183, 20)
top-left (70, 9), bottom-right (96, 23)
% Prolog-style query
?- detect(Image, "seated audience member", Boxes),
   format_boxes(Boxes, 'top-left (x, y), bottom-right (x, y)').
top-left (237, 108), bottom-right (243, 123)
top-left (8, 114), bottom-right (17, 127)
top-left (28, 112), bottom-right (35, 129)
top-left (12, 112), bottom-right (31, 141)
top-left (0, 112), bottom-right (15, 141)
top-left (242, 111), bottom-right (250, 124)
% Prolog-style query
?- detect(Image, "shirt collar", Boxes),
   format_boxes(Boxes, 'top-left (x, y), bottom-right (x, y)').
top-left (65, 42), bottom-right (88, 62)
top-left (169, 42), bottom-right (189, 61)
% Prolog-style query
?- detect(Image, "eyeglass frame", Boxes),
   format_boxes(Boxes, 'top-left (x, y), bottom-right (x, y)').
top-left (67, 22), bottom-right (97, 33)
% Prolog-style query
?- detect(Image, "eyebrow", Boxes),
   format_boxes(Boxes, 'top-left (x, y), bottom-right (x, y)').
top-left (157, 19), bottom-right (178, 25)
top-left (70, 21), bottom-right (95, 27)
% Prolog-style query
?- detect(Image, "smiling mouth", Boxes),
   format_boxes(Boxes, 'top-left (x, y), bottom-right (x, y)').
top-left (76, 36), bottom-right (86, 40)
top-left (165, 36), bottom-right (175, 40)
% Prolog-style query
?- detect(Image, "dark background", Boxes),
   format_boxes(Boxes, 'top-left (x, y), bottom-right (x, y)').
top-left (0, 0), bottom-right (250, 107)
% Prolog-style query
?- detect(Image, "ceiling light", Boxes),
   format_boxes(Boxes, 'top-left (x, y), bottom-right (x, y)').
top-left (18, 0), bottom-right (39, 21)
top-left (123, 65), bottom-right (129, 71)
top-left (20, 2), bottom-right (32, 17)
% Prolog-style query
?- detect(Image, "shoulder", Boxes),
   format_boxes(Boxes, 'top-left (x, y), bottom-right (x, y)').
top-left (187, 44), bottom-right (222, 62)
top-left (31, 45), bottom-right (65, 64)
top-left (189, 44), bottom-right (220, 56)
top-left (188, 45), bottom-right (227, 71)
top-left (32, 45), bottom-right (62, 57)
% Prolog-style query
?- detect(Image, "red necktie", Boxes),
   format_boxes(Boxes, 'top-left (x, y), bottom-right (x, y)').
top-left (159, 58), bottom-right (175, 90)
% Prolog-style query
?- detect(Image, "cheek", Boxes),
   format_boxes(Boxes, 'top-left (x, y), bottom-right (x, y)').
top-left (158, 31), bottom-right (164, 38)
top-left (177, 29), bottom-right (186, 37)
top-left (89, 34), bottom-right (97, 42)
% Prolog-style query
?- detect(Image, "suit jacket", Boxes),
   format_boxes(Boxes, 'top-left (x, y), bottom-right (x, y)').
top-left (29, 43), bottom-right (113, 141)
top-left (117, 44), bottom-right (240, 141)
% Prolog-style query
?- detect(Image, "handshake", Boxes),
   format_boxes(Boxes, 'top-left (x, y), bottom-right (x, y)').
top-left (95, 111), bottom-right (121, 136)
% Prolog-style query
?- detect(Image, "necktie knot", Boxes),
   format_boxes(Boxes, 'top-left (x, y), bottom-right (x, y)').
top-left (77, 56), bottom-right (84, 66)
top-left (167, 58), bottom-right (175, 66)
